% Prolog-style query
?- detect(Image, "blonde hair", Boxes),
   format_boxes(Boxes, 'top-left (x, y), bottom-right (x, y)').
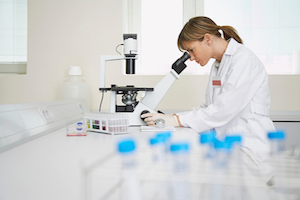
top-left (178, 16), bottom-right (243, 51)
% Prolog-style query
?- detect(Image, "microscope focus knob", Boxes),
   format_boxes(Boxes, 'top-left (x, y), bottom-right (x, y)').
top-left (140, 110), bottom-right (150, 120)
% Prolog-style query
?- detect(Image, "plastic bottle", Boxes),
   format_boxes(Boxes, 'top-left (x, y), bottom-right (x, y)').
top-left (118, 139), bottom-right (142, 200)
top-left (169, 142), bottom-right (190, 200)
top-left (198, 130), bottom-right (216, 197)
top-left (224, 135), bottom-right (242, 172)
top-left (208, 139), bottom-right (232, 200)
top-left (224, 135), bottom-right (246, 200)
top-left (148, 132), bottom-right (172, 200)
top-left (268, 130), bottom-right (285, 156)
top-left (267, 130), bottom-right (292, 199)
top-left (199, 130), bottom-right (216, 158)
top-left (156, 131), bottom-right (172, 158)
top-left (225, 135), bottom-right (242, 151)
top-left (149, 131), bottom-right (171, 162)
top-left (59, 66), bottom-right (90, 108)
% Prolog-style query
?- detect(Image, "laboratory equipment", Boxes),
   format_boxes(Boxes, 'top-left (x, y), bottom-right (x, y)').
top-left (84, 112), bottom-right (129, 135)
top-left (268, 130), bottom-right (286, 155)
top-left (267, 130), bottom-right (297, 199)
top-left (199, 130), bottom-right (216, 158)
top-left (99, 34), bottom-right (154, 114)
top-left (0, 99), bottom-right (89, 153)
top-left (118, 139), bottom-right (142, 200)
top-left (169, 142), bottom-right (191, 200)
top-left (99, 34), bottom-right (190, 125)
top-left (154, 118), bottom-right (165, 128)
top-left (149, 135), bottom-right (167, 162)
top-left (59, 66), bottom-right (90, 108)
top-left (66, 121), bottom-right (87, 136)
top-left (208, 139), bottom-right (232, 200)
top-left (132, 52), bottom-right (190, 125)
top-left (155, 131), bottom-right (172, 157)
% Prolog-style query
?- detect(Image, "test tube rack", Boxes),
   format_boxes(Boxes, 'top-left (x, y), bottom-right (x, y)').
top-left (83, 113), bottom-right (129, 135)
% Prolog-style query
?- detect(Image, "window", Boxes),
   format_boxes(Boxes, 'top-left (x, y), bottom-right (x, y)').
top-left (138, 0), bottom-right (183, 75)
top-left (123, 0), bottom-right (209, 75)
top-left (205, 0), bottom-right (300, 75)
top-left (0, 0), bottom-right (27, 74)
top-left (124, 0), bottom-right (300, 75)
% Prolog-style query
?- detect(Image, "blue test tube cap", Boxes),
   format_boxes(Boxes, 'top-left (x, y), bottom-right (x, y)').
top-left (149, 137), bottom-right (158, 146)
top-left (200, 130), bottom-right (216, 144)
top-left (170, 142), bottom-right (190, 153)
top-left (225, 135), bottom-right (242, 144)
top-left (118, 139), bottom-right (136, 153)
top-left (156, 131), bottom-right (172, 143)
top-left (225, 135), bottom-right (242, 149)
top-left (268, 130), bottom-right (285, 140)
top-left (213, 139), bottom-right (231, 151)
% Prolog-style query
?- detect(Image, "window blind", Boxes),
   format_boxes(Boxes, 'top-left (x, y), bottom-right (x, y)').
top-left (0, 0), bottom-right (27, 74)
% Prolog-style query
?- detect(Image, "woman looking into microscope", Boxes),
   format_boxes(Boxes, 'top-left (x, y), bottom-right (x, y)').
top-left (141, 16), bottom-right (276, 183)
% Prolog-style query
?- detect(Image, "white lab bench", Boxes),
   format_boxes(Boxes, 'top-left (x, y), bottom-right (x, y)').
top-left (0, 124), bottom-right (200, 200)
top-left (1, 101), bottom-right (300, 200)
top-left (0, 126), bottom-right (279, 200)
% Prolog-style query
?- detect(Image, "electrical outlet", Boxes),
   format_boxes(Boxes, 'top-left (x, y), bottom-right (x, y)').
top-left (38, 107), bottom-right (53, 124)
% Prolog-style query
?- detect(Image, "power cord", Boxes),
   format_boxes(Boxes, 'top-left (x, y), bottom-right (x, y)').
top-left (99, 90), bottom-right (105, 112)
top-left (115, 44), bottom-right (123, 55)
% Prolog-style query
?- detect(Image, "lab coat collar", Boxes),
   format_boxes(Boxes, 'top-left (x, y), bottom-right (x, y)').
top-left (224, 38), bottom-right (239, 56)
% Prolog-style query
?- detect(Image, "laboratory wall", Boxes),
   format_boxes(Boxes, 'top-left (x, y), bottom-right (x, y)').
top-left (0, 0), bottom-right (300, 112)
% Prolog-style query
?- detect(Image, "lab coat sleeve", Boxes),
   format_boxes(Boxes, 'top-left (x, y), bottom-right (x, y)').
top-left (178, 52), bottom-right (267, 133)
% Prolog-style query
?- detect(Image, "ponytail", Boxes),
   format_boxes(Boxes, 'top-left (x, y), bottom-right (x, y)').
top-left (219, 26), bottom-right (243, 44)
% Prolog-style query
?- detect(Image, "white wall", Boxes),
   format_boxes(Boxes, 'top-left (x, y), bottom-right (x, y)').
top-left (0, 0), bottom-right (299, 112)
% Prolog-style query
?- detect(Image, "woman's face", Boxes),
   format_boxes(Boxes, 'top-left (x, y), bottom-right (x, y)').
top-left (184, 39), bottom-right (212, 66)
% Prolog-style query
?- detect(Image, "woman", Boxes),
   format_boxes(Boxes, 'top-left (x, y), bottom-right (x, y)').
top-left (142, 16), bottom-right (276, 183)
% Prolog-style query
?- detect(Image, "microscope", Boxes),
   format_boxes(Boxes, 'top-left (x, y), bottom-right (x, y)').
top-left (99, 34), bottom-right (190, 125)
top-left (99, 34), bottom-right (154, 112)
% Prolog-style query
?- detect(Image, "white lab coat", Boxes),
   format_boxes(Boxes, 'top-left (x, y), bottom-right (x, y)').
top-left (177, 38), bottom-right (276, 182)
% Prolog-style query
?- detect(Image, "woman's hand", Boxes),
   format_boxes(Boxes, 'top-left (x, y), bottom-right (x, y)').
top-left (141, 113), bottom-right (180, 127)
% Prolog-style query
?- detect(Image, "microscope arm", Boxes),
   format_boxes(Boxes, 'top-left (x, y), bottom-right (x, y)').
top-left (130, 52), bottom-right (190, 125)
top-left (99, 55), bottom-right (126, 89)
top-left (130, 69), bottom-right (182, 125)
top-left (139, 52), bottom-right (190, 110)
top-left (140, 69), bottom-right (180, 109)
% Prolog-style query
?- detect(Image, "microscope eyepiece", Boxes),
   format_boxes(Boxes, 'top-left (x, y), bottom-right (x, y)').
top-left (181, 52), bottom-right (191, 62)
top-left (172, 52), bottom-right (191, 75)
